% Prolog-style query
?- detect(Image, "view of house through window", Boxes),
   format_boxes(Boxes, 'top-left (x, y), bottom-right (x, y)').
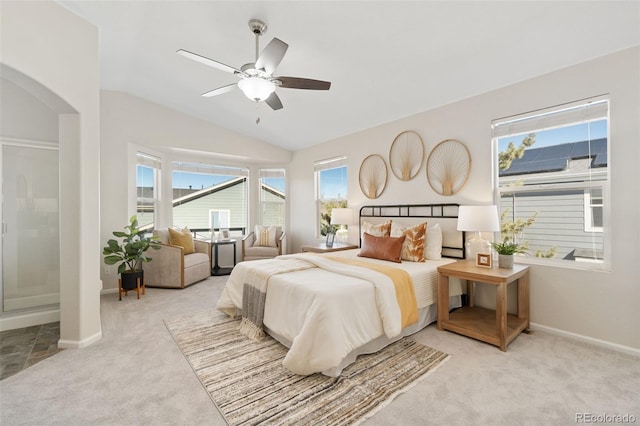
top-left (259, 169), bottom-right (286, 227)
top-left (136, 152), bottom-right (161, 231)
top-left (314, 157), bottom-right (348, 237)
top-left (492, 97), bottom-right (609, 268)
top-left (172, 162), bottom-right (248, 238)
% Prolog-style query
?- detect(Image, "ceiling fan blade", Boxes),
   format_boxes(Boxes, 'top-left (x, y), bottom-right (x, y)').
top-left (277, 77), bottom-right (331, 90)
top-left (265, 92), bottom-right (283, 111)
top-left (201, 83), bottom-right (237, 98)
top-left (176, 49), bottom-right (241, 75)
top-left (255, 38), bottom-right (288, 74)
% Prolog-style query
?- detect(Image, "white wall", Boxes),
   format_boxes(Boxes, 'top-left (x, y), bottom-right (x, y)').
top-left (289, 47), bottom-right (640, 352)
top-left (0, 77), bottom-right (58, 142)
top-left (100, 91), bottom-right (292, 290)
top-left (1, 0), bottom-right (102, 347)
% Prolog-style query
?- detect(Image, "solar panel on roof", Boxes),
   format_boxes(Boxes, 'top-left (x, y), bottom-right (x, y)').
top-left (592, 152), bottom-right (607, 167)
top-left (500, 139), bottom-right (608, 176)
top-left (571, 139), bottom-right (607, 158)
top-left (500, 158), bottom-right (567, 176)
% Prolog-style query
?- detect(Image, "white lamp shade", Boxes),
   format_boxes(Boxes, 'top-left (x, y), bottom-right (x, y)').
top-left (457, 205), bottom-right (500, 232)
top-left (238, 77), bottom-right (276, 101)
top-left (331, 208), bottom-right (354, 225)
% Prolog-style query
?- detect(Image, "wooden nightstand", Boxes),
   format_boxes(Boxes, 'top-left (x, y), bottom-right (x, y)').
top-left (437, 260), bottom-right (530, 351)
top-left (301, 242), bottom-right (358, 253)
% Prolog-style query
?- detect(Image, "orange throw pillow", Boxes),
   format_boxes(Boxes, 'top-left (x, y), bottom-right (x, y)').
top-left (361, 221), bottom-right (392, 238)
top-left (390, 222), bottom-right (427, 262)
top-left (358, 233), bottom-right (406, 263)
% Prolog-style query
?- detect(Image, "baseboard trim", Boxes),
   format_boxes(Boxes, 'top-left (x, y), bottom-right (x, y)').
top-left (58, 330), bottom-right (102, 349)
top-left (100, 287), bottom-right (118, 295)
top-left (3, 293), bottom-right (60, 311)
top-left (531, 322), bottom-right (640, 357)
top-left (0, 308), bottom-right (60, 332)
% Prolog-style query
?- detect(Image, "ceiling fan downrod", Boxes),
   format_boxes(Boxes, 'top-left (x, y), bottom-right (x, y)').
top-left (248, 19), bottom-right (267, 62)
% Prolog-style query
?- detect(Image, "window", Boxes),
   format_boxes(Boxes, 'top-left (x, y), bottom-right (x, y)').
top-left (492, 96), bottom-right (609, 269)
top-left (259, 168), bottom-right (286, 227)
top-left (209, 209), bottom-right (230, 229)
top-left (584, 188), bottom-right (603, 232)
top-left (314, 157), bottom-right (348, 237)
top-left (172, 162), bottom-right (248, 238)
top-left (136, 152), bottom-right (161, 231)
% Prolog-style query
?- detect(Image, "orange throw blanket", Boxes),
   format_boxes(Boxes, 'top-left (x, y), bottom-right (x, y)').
top-left (327, 256), bottom-right (418, 328)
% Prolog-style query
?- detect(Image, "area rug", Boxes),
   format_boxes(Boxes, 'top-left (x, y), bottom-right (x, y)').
top-left (164, 310), bottom-right (450, 426)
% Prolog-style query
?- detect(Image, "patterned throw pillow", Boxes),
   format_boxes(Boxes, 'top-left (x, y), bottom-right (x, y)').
top-left (168, 227), bottom-right (195, 254)
top-left (253, 225), bottom-right (277, 247)
top-left (361, 221), bottom-right (392, 239)
top-left (390, 222), bottom-right (427, 262)
top-left (358, 233), bottom-right (406, 263)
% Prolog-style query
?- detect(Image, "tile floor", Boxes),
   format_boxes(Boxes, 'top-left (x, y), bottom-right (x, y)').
top-left (0, 322), bottom-right (63, 380)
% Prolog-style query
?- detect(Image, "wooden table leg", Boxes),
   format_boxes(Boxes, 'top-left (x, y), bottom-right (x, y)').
top-left (518, 273), bottom-right (531, 333)
top-left (496, 282), bottom-right (507, 351)
top-left (437, 273), bottom-right (449, 330)
top-left (118, 278), bottom-right (122, 301)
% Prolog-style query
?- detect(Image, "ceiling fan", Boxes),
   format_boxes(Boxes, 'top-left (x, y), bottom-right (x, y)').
top-left (177, 19), bottom-right (331, 111)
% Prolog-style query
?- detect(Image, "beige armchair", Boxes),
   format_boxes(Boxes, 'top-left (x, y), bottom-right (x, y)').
top-left (143, 229), bottom-right (211, 289)
top-left (242, 226), bottom-right (285, 261)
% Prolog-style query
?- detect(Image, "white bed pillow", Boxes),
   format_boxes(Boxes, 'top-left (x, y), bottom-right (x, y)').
top-left (425, 223), bottom-right (443, 260)
top-left (253, 225), bottom-right (277, 247)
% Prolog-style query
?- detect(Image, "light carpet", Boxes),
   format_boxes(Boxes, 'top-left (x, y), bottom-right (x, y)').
top-left (165, 310), bottom-right (450, 426)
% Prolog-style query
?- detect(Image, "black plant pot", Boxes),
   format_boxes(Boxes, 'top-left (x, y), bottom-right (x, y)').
top-left (120, 269), bottom-right (144, 291)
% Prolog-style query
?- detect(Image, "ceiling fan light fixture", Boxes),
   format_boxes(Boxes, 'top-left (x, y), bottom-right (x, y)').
top-left (238, 77), bottom-right (276, 101)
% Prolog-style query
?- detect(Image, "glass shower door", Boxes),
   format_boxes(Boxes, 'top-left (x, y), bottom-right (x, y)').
top-left (2, 144), bottom-right (60, 312)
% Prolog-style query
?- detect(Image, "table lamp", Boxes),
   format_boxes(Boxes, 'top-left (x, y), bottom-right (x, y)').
top-left (330, 208), bottom-right (354, 244)
top-left (457, 205), bottom-right (501, 260)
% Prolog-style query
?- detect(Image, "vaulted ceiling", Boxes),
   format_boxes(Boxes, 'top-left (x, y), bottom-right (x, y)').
top-left (58, 1), bottom-right (639, 151)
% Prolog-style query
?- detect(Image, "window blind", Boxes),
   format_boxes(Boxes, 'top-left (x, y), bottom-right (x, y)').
top-left (172, 161), bottom-right (249, 177)
top-left (314, 156), bottom-right (347, 172)
top-left (136, 152), bottom-right (161, 169)
top-left (492, 97), bottom-right (609, 138)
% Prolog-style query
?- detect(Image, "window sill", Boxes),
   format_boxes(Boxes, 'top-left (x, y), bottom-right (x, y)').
top-left (510, 255), bottom-right (611, 273)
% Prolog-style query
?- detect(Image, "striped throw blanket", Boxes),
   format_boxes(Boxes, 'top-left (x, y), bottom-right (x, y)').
top-left (238, 258), bottom-right (314, 340)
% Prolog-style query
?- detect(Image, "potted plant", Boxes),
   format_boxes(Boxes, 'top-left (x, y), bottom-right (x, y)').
top-left (490, 208), bottom-right (534, 268)
top-left (103, 215), bottom-right (161, 291)
top-left (491, 241), bottom-right (527, 268)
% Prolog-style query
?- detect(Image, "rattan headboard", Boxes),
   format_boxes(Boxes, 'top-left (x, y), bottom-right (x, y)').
top-left (359, 203), bottom-right (466, 260)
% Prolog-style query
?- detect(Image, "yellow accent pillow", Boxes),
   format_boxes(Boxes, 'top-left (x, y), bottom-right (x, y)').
top-left (391, 222), bottom-right (427, 262)
top-left (168, 227), bottom-right (195, 254)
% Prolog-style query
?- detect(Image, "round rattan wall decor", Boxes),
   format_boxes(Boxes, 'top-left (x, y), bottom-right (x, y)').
top-left (389, 130), bottom-right (424, 181)
top-left (426, 139), bottom-right (471, 195)
top-left (359, 154), bottom-right (388, 199)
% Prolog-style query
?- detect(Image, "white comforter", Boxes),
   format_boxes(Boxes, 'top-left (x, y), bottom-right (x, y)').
top-left (216, 250), bottom-right (460, 376)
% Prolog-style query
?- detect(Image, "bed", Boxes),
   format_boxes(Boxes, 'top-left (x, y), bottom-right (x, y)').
top-left (216, 204), bottom-right (467, 377)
